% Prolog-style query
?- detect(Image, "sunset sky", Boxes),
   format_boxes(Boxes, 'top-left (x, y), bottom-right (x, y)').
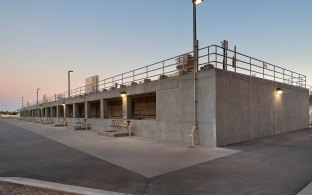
top-left (0, 0), bottom-right (311, 111)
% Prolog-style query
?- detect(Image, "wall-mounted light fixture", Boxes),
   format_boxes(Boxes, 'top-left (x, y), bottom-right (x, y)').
top-left (120, 91), bottom-right (126, 98)
top-left (276, 87), bottom-right (283, 95)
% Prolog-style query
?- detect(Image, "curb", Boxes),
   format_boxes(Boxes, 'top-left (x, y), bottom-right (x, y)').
top-left (0, 177), bottom-right (125, 195)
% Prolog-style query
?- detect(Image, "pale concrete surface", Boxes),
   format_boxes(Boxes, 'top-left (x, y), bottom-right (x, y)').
top-left (298, 182), bottom-right (312, 195)
top-left (0, 119), bottom-right (147, 194)
top-left (0, 177), bottom-right (123, 195)
top-left (216, 69), bottom-right (309, 146)
top-left (21, 69), bottom-right (309, 147)
top-left (7, 119), bottom-right (239, 178)
top-left (2, 119), bottom-right (312, 194)
top-left (146, 128), bottom-right (312, 195)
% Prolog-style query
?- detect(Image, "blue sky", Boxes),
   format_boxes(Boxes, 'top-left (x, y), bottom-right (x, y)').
top-left (0, 0), bottom-right (311, 111)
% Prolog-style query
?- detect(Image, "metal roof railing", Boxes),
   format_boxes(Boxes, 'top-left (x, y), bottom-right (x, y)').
top-left (24, 44), bottom-right (308, 107)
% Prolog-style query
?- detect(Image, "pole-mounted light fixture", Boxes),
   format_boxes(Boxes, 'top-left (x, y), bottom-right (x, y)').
top-left (193, 0), bottom-right (203, 5)
top-left (276, 87), bottom-right (283, 95)
top-left (120, 91), bottom-right (126, 98)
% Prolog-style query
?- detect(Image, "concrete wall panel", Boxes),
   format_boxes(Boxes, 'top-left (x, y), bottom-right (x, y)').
top-left (216, 70), bottom-right (309, 146)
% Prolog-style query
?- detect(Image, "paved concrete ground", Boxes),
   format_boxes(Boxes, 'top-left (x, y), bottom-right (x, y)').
top-left (1, 119), bottom-right (312, 195)
top-left (146, 129), bottom-right (312, 195)
top-left (0, 119), bottom-right (147, 194)
top-left (7, 119), bottom-right (238, 178)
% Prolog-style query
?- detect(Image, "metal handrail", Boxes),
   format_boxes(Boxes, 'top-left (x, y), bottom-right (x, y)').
top-left (25, 44), bottom-right (308, 107)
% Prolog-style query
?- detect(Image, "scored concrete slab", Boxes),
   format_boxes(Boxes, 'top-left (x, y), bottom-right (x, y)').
top-left (0, 177), bottom-right (123, 195)
top-left (7, 119), bottom-right (239, 178)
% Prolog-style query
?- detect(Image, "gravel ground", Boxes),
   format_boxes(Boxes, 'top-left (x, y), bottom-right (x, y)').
top-left (0, 182), bottom-right (78, 195)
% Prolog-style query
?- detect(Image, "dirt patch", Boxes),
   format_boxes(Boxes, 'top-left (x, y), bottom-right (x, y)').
top-left (0, 181), bottom-right (79, 195)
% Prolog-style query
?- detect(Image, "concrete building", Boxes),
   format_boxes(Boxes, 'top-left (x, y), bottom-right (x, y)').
top-left (20, 44), bottom-right (310, 146)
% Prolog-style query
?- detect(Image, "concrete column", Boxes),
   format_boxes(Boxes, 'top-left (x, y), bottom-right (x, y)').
top-left (56, 106), bottom-right (59, 118)
top-left (45, 108), bottom-right (48, 118)
top-left (100, 99), bottom-right (104, 119)
top-left (50, 107), bottom-right (53, 118)
top-left (103, 100), bottom-right (108, 119)
top-left (122, 96), bottom-right (131, 120)
top-left (63, 105), bottom-right (66, 118)
top-left (73, 103), bottom-right (76, 118)
top-left (84, 101), bottom-right (89, 118)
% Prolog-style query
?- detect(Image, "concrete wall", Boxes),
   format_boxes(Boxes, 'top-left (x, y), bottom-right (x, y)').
top-left (78, 70), bottom-right (216, 146)
top-left (309, 95), bottom-right (312, 113)
top-left (215, 70), bottom-right (309, 146)
top-left (156, 71), bottom-right (216, 146)
top-left (20, 68), bottom-right (308, 147)
top-left (22, 69), bottom-right (217, 146)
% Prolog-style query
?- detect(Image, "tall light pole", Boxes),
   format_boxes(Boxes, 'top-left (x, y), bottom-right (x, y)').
top-left (191, 0), bottom-right (204, 147)
top-left (37, 88), bottom-right (40, 105)
top-left (68, 70), bottom-right (73, 98)
top-left (193, 0), bottom-right (203, 72)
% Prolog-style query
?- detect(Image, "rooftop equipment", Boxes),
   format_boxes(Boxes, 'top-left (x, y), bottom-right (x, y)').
top-left (175, 54), bottom-right (194, 72)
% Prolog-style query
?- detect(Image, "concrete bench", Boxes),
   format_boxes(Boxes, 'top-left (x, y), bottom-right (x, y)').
top-left (53, 119), bottom-right (68, 127)
top-left (70, 119), bottom-right (90, 131)
top-left (98, 120), bottom-right (132, 137)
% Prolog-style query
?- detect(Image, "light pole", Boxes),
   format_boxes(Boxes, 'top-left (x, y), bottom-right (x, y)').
top-left (36, 88), bottom-right (40, 105)
top-left (22, 97), bottom-right (24, 107)
top-left (193, 0), bottom-right (203, 71)
top-left (191, 0), bottom-right (204, 147)
top-left (68, 70), bottom-right (73, 98)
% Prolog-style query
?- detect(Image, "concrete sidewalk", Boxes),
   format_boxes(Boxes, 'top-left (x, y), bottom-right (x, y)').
top-left (7, 119), bottom-right (238, 178)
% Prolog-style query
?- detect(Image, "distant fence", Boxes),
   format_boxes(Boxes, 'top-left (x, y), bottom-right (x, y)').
top-left (26, 44), bottom-right (308, 107)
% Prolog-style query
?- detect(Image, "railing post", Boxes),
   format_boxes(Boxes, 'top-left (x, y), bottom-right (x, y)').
top-left (283, 69), bottom-right (285, 83)
top-left (305, 76), bottom-right (306, 88)
top-left (133, 70), bottom-right (135, 82)
top-left (273, 66), bottom-right (275, 81)
top-left (208, 47), bottom-right (210, 65)
top-left (291, 72), bottom-right (293, 85)
top-left (263, 63), bottom-right (265, 79)
top-left (215, 45), bottom-right (217, 68)
top-left (249, 58), bottom-right (252, 76)
top-left (122, 74), bottom-right (124, 85)
top-left (146, 66), bottom-right (148, 79)
top-left (162, 61), bottom-right (165, 75)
